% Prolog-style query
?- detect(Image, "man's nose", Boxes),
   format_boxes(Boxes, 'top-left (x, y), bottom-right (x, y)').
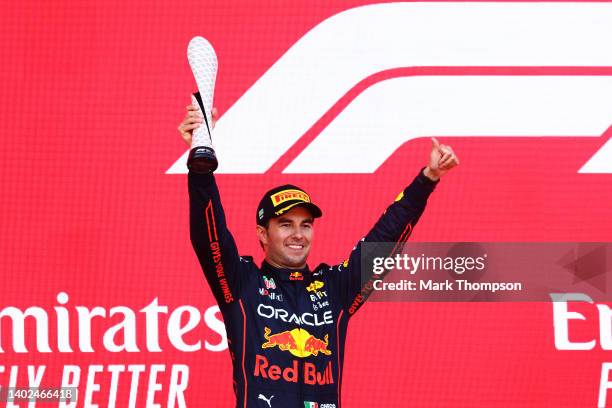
top-left (291, 227), bottom-right (305, 239)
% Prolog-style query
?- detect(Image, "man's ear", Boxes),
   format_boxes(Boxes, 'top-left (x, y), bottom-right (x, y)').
top-left (256, 225), bottom-right (268, 246)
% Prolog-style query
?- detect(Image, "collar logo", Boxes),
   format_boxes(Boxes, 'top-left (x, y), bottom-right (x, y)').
top-left (289, 271), bottom-right (303, 281)
top-left (264, 276), bottom-right (276, 289)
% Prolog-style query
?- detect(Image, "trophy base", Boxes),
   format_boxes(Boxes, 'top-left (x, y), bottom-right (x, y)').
top-left (187, 146), bottom-right (218, 174)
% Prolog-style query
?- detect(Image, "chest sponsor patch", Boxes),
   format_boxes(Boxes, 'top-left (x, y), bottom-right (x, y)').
top-left (257, 304), bottom-right (333, 326)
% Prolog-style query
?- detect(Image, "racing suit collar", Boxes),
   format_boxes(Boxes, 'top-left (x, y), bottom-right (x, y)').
top-left (261, 260), bottom-right (310, 282)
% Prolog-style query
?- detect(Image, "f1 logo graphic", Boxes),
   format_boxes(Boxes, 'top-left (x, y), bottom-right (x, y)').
top-left (167, 2), bottom-right (612, 174)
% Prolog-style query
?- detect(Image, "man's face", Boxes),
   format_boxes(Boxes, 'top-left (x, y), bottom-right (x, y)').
top-left (257, 206), bottom-right (314, 269)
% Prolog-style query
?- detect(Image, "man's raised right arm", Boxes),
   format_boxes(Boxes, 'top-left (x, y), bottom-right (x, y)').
top-left (180, 105), bottom-right (241, 307)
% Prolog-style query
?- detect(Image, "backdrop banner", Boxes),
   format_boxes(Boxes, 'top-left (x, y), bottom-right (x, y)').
top-left (2, 1), bottom-right (612, 407)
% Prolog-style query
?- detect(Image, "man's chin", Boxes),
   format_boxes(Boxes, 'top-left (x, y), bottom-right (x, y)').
top-left (282, 254), bottom-right (309, 269)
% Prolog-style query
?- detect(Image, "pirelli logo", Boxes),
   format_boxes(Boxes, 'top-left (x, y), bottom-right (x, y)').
top-left (271, 189), bottom-right (311, 207)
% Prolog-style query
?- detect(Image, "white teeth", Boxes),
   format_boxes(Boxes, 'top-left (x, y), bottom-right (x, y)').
top-left (288, 245), bottom-right (303, 249)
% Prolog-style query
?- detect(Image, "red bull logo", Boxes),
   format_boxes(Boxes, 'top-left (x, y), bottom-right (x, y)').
top-left (289, 271), bottom-right (303, 281)
top-left (304, 334), bottom-right (331, 356)
top-left (261, 327), bottom-right (297, 352)
top-left (261, 327), bottom-right (331, 357)
top-left (254, 355), bottom-right (334, 385)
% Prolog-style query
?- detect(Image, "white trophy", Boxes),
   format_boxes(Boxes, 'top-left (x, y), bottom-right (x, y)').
top-left (187, 36), bottom-right (218, 173)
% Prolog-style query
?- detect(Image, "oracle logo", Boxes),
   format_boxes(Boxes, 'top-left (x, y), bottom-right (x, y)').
top-left (256, 304), bottom-right (334, 327)
top-left (167, 3), bottom-right (612, 174)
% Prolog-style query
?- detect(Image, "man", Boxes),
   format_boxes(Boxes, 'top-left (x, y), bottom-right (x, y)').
top-left (178, 105), bottom-right (459, 407)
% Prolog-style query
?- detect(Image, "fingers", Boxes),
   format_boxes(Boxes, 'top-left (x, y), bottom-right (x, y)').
top-left (186, 104), bottom-right (218, 119)
top-left (177, 126), bottom-right (192, 146)
top-left (428, 138), bottom-right (460, 176)
top-left (439, 145), bottom-right (459, 168)
top-left (431, 139), bottom-right (460, 169)
top-left (178, 108), bottom-right (203, 146)
top-left (431, 137), bottom-right (441, 150)
top-left (187, 110), bottom-right (203, 119)
top-left (180, 105), bottom-right (204, 131)
top-left (183, 114), bottom-right (203, 124)
top-left (440, 156), bottom-right (458, 169)
top-left (177, 123), bottom-right (194, 146)
top-left (439, 151), bottom-right (452, 167)
top-left (178, 117), bottom-right (201, 132)
top-left (178, 104), bottom-right (220, 146)
top-left (179, 123), bottom-right (201, 132)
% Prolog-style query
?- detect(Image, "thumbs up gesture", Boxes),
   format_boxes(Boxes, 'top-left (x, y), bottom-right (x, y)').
top-left (424, 137), bottom-right (459, 181)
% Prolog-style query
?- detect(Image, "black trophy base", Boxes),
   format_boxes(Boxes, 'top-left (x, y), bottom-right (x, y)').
top-left (187, 146), bottom-right (218, 174)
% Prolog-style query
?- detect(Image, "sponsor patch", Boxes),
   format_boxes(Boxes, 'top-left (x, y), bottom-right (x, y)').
top-left (264, 276), bottom-right (276, 289)
top-left (259, 287), bottom-right (284, 302)
top-left (271, 189), bottom-right (311, 207)
top-left (261, 327), bottom-right (331, 357)
top-left (307, 281), bottom-right (324, 292)
top-left (304, 402), bottom-right (336, 408)
top-left (257, 304), bottom-right (334, 326)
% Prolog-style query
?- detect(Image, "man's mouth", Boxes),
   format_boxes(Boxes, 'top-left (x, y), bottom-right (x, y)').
top-left (286, 244), bottom-right (304, 250)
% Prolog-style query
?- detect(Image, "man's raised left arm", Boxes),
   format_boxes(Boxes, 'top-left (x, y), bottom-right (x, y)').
top-left (333, 138), bottom-right (459, 316)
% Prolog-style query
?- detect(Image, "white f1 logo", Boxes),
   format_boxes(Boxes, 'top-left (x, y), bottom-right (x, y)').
top-left (168, 2), bottom-right (612, 174)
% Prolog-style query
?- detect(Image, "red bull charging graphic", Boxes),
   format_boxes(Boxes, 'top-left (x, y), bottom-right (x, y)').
top-left (261, 327), bottom-right (331, 357)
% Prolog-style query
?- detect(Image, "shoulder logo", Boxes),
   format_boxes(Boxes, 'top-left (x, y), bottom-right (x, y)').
top-left (307, 281), bottom-right (324, 292)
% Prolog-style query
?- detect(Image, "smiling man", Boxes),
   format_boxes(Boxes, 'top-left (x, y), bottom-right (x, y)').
top-left (178, 105), bottom-right (458, 407)
top-left (255, 184), bottom-right (321, 269)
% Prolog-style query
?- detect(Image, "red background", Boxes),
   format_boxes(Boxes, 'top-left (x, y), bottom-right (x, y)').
top-left (1, 1), bottom-right (611, 406)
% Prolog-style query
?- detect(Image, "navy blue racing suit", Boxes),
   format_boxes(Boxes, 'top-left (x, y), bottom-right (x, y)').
top-left (188, 170), bottom-right (437, 408)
